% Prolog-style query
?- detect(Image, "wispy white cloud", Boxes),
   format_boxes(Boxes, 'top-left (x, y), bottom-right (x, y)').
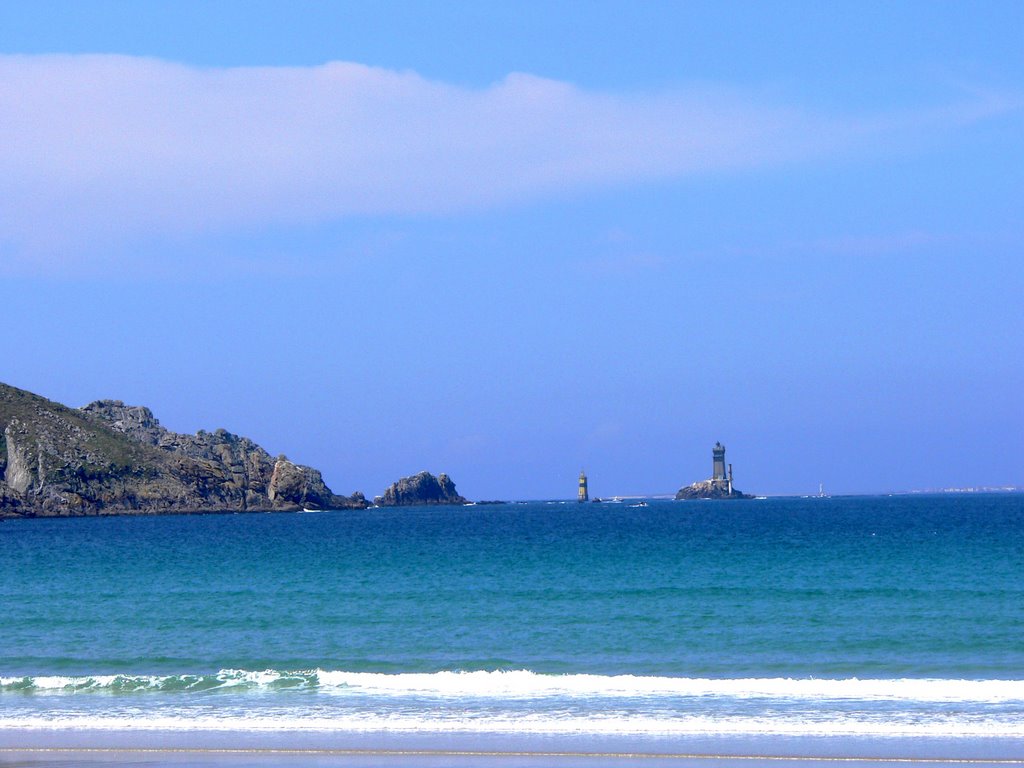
top-left (0, 54), bottom-right (1015, 271)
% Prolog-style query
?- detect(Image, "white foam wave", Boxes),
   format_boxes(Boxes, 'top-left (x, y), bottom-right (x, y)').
top-left (0, 669), bottom-right (314, 694)
top-left (0, 710), bottom-right (1022, 739)
top-left (3, 670), bottom-right (1024, 704)
top-left (312, 671), bottom-right (1024, 703)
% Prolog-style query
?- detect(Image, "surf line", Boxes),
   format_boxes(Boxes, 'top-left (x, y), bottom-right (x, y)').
top-left (3, 748), bottom-right (1024, 764)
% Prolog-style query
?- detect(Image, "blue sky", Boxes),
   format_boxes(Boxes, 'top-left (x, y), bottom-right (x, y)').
top-left (1, 1), bottom-right (1021, 498)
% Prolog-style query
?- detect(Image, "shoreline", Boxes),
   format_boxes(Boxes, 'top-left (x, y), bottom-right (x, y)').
top-left (4, 490), bottom-right (1023, 522)
top-left (3, 729), bottom-right (1024, 765)
top-left (3, 745), bottom-right (1024, 768)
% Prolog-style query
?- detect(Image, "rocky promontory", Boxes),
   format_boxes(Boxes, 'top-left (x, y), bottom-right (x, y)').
top-left (374, 471), bottom-right (467, 506)
top-left (0, 383), bottom-right (367, 517)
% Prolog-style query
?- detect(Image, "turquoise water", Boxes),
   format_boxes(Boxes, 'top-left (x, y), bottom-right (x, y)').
top-left (1, 494), bottom-right (1022, 752)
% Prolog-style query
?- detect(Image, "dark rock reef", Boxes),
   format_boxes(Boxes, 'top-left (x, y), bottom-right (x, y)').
top-left (0, 383), bottom-right (366, 517)
top-left (674, 479), bottom-right (754, 500)
top-left (374, 471), bottom-right (467, 506)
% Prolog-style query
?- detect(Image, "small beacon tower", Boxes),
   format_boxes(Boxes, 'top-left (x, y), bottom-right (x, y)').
top-left (578, 470), bottom-right (589, 502)
top-left (712, 442), bottom-right (727, 481)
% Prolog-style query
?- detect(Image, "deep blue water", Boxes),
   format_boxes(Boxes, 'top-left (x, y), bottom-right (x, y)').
top-left (1, 494), bottom-right (1022, 746)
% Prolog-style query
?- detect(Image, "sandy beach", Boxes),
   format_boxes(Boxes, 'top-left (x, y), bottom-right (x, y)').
top-left (3, 727), bottom-right (1024, 768)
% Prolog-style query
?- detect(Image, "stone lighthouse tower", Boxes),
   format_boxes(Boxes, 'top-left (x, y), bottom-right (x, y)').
top-left (712, 442), bottom-right (727, 481)
top-left (675, 442), bottom-right (752, 500)
top-left (578, 470), bottom-right (589, 502)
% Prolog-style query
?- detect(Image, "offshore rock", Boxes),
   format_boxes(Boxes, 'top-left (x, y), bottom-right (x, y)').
top-left (675, 479), bottom-right (754, 500)
top-left (0, 383), bottom-right (367, 517)
top-left (374, 471), bottom-right (467, 507)
top-left (267, 457), bottom-right (336, 510)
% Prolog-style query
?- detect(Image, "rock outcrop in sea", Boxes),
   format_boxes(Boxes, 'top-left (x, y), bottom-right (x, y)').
top-left (674, 479), bottom-right (754, 500)
top-left (675, 441), bottom-right (755, 500)
top-left (0, 382), bottom-right (367, 517)
top-left (374, 471), bottom-right (468, 506)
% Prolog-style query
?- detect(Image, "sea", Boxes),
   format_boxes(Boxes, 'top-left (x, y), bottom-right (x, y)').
top-left (1, 494), bottom-right (1022, 766)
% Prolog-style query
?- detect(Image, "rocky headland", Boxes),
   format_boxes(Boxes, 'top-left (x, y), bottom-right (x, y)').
top-left (374, 471), bottom-right (468, 506)
top-left (0, 383), bottom-right (366, 517)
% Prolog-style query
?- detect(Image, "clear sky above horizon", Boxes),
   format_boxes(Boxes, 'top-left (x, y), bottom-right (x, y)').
top-left (1, 1), bottom-right (1021, 499)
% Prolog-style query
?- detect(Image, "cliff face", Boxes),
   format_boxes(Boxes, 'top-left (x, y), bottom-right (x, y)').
top-left (374, 471), bottom-right (467, 506)
top-left (0, 384), bottom-right (366, 517)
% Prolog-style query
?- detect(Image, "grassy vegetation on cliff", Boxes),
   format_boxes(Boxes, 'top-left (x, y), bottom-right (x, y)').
top-left (0, 382), bottom-right (160, 474)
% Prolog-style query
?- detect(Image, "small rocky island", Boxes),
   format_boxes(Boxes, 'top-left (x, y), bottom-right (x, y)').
top-left (0, 382), bottom-right (367, 517)
top-left (374, 471), bottom-right (468, 506)
top-left (675, 442), bottom-right (754, 500)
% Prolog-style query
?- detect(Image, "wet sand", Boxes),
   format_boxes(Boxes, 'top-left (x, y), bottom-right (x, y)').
top-left (2, 747), bottom-right (1024, 768)
top-left (2, 729), bottom-right (1024, 768)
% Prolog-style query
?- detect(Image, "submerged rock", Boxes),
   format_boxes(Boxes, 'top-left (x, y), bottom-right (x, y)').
top-left (374, 471), bottom-right (468, 507)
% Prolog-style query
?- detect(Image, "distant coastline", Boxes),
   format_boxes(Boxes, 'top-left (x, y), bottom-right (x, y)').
top-left (909, 486), bottom-right (1024, 494)
top-left (2, 381), bottom-right (1017, 519)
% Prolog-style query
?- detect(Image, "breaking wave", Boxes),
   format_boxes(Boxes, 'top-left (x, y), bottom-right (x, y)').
top-left (2, 670), bottom-right (1023, 740)
top-left (2, 669), bottom-right (1023, 703)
